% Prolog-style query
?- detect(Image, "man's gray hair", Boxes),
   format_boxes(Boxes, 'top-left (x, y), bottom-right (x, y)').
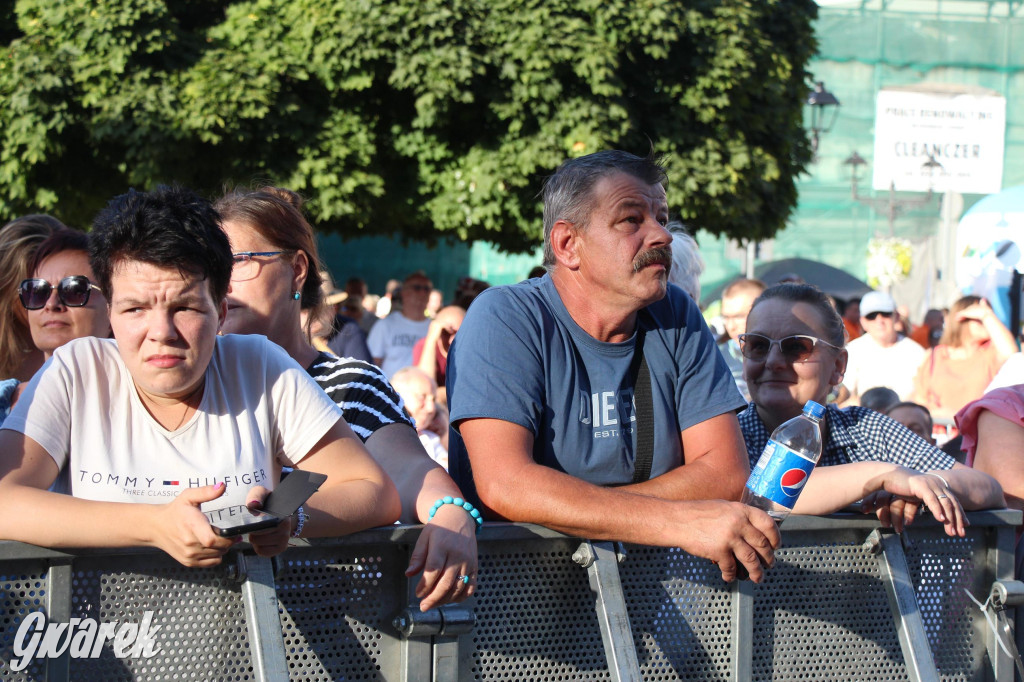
top-left (666, 221), bottom-right (704, 302)
top-left (541, 150), bottom-right (667, 270)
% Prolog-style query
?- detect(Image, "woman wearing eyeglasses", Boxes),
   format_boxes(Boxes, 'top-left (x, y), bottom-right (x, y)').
top-left (214, 186), bottom-right (478, 611)
top-left (737, 283), bottom-right (1003, 536)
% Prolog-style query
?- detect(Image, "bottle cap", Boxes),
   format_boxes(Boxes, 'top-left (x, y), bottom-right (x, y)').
top-left (802, 400), bottom-right (826, 420)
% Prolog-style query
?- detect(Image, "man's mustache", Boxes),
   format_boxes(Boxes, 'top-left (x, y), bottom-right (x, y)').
top-left (633, 247), bottom-right (672, 274)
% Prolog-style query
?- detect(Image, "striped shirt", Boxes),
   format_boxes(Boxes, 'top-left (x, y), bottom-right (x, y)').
top-left (305, 352), bottom-right (413, 442)
top-left (739, 402), bottom-right (955, 472)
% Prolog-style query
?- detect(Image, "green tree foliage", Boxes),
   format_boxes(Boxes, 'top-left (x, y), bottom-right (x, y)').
top-left (0, 0), bottom-right (817, 250)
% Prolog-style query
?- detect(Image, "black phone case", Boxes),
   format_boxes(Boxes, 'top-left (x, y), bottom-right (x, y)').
top-left (210, 470), bottom-right (328, 536)
top-left (263, 470), bottom-right (328, 518)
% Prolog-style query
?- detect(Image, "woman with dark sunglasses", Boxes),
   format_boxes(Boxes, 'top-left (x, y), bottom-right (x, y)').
top-left (736, 283), bottom-right (1003, 537)
top-left (0, 230), bottom-right (112, 427)
top-left (23, 229), bottom-right (111, 363)
top-left (0, 215), bottom-right (62, 383)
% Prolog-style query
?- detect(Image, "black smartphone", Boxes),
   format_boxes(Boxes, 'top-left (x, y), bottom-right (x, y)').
top-left (209, 470), bottom-right (328, 537)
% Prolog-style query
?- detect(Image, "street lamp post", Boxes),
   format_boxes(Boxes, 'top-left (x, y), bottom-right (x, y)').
top-left (807, 82), bottom-right (840, 160)
top-left (843, 151), bottom-right (941, 236)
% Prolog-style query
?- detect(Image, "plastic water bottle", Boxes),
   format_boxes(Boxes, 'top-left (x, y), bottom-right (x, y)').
top-left (742, 401), bottom-right (826, 523)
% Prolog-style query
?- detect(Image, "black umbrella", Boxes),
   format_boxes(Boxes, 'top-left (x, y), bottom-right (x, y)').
top-left (702, 257), bottom-right (873, 305)
top-left (755, 258), bottom-right (873, 301)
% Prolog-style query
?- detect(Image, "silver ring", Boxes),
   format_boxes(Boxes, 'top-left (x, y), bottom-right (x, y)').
top-left (458, 575), bottom-right (470, 585)
top-left (937, 494), bottom-right (948, 499)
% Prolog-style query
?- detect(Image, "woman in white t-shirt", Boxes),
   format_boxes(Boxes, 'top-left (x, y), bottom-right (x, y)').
top-left (0, 185), bottom-right (400, 567)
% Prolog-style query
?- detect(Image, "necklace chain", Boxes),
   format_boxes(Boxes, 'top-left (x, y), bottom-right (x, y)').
top-left (143, 381), bottom-right (205, 431)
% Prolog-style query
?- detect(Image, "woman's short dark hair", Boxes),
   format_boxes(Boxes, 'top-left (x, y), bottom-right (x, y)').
top-left (89, 186), bottom-right (232, 302)
top-left (31, 228), bottom-right (91, 275)
top-left (749, 283), bottom-right (846, 347)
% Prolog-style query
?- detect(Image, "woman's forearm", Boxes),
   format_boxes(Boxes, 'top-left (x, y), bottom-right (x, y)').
top-left (937, 466), bottom-right (1005, 510)
top-left (792, 462), bottom-right (900, 515)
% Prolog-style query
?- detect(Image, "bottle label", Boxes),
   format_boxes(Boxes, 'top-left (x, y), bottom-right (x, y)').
top-left (745, 439), bottom-right (816, 509)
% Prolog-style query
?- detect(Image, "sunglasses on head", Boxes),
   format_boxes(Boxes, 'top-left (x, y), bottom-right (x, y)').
top-left (864, 311), bottom-right (893, 321)
top-left (19, 276), bottom-right (102, 310)
top-left (737, 333), bottom-right (841, 363)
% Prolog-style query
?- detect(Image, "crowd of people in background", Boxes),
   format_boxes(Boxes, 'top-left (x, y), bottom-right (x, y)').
top-left (0, 149), bottom-right (1022, 598)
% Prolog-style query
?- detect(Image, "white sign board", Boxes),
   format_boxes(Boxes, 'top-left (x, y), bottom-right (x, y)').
top-left (873, 89), bottom-right (1006, 194)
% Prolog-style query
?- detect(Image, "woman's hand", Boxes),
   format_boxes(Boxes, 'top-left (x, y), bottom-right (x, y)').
top-left (245, 485), bottom-right (294, 558)
top-left (405, 503), bottom-right (479, 611)
top-left (862, 467), bottom-right (967, 537)
top-left (149, 482), bottom-right (239, 567)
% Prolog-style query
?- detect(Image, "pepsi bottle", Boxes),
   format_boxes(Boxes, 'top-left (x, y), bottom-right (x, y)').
top-left (742, 400), bottom-right (826, 523)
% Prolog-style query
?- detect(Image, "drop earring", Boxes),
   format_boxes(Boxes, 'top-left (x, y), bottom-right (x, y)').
top-left (293, 291), bottom-right (301, 300)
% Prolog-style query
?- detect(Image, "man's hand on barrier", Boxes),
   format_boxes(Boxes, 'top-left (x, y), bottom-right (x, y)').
top-left (679, 501), bottom-right (780, 583)
top-left (406, 503), bottom-right (479, 611)
top-left (245, 486), bottom-right (293, 558)
top-left (150, 483), bottom-right (239, 567)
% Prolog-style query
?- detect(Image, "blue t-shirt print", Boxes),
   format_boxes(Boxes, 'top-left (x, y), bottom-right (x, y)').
top-left (446, 275), bottom-right (744, 507)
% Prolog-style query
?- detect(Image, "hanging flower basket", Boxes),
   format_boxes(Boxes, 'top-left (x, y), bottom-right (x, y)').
top-left (866, 237), bottom-right (913, 290)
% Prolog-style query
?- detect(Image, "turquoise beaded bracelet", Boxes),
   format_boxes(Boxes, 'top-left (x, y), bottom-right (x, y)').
top-left (428, 496), bottom-right (484, 532)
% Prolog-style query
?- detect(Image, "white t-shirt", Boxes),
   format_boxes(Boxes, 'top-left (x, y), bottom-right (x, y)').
top-left (843, 334), bottom-right (926, 400)
top-left (366, 313), bottom-right (431, 378)
top-left (2, 335), bottom-right (342, 519)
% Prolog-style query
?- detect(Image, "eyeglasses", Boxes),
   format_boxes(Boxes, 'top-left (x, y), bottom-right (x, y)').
top-left (737, 333), bottom-right (841, 364)
top-left (231, 251), bottom-right (285, 282)
top-left (19, 276), bottom-right (102, 310)
top-left (864, 311), bottom-right (894, 321)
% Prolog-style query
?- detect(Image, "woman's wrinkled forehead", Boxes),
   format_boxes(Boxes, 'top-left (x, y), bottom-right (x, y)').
top-left (747, 299), bottom-right (831, 338)
top-left (109, 258), bottom-right (219, 303)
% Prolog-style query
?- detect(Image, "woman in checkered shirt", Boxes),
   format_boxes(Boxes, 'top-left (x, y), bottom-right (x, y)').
top-left (737, 283), bottom-right (1004, 537)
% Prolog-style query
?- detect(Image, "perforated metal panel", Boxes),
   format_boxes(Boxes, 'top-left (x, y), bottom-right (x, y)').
top-left (0, 562), bottom-right (48, 681)
top-left (751, 536), bottom-right (910, 682)
top-left (904, 531), bottom-right (985, 681)
top-left (469, 538), bottom-right (611, 681)
top-left (276, 545), bottom-right (405, 681)
top-left (68, 554), bottom-right (252, 681)
top-left (620, 546), bottom-right (733, 681)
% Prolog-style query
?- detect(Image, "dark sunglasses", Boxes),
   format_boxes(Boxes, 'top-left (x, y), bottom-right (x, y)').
top-left (19, 276), bottom-right (102, 310)
top-left (738, 333), bottom-right (841, 364)
top-left (864, 311), bottom-right (893, 321)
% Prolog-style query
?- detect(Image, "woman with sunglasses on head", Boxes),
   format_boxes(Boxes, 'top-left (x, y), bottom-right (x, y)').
top-left (910, 295), bottom-right (1017, 422)
top-left (737, 283), bottom-right (1003, 537)
top-left (214, 186), bottom-right (478, 611)
top-left (0, 229), bottom-right (112, 425)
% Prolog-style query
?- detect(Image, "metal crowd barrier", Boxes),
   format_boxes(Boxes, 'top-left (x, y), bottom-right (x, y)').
top-left (1, 511), bottom-right (1021, 682)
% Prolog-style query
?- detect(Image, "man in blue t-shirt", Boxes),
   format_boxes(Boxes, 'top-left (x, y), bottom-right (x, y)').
top-left (447, 150), bottom-right (780, 583)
